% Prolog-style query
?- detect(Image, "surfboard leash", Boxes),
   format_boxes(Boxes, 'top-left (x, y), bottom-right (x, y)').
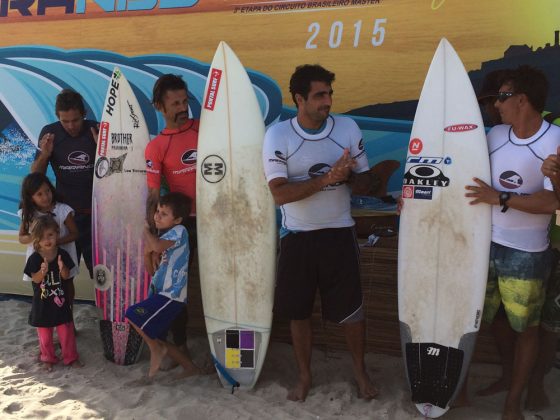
top-left (211, 354), bottom-right (240, 394)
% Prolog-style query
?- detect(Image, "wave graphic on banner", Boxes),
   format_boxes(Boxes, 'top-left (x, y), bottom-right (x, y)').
top-left (0, 46), bottom-right (410, 231)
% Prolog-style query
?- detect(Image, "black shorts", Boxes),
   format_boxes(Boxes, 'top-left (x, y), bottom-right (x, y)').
top-left (274, 227), bottom-right (363, 323)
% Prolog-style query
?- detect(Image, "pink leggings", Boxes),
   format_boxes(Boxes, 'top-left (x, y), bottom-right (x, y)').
top-left (37, 322), bottom-right (79, 365)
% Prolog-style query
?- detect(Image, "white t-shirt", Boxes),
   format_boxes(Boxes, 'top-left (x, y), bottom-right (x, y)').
top-left (263, 115), bottom-right (369, 231)
top-left (19, 202), bottom-right (79, 281)
top-left (488, 121), bottom-right (560, 252)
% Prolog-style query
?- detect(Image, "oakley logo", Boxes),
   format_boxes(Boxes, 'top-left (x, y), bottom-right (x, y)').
top-left (403, 164), bottom-right (450, 187)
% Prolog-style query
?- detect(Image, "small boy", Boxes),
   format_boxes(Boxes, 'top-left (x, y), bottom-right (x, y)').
top-left (125, 192), bottom-right (200, 378)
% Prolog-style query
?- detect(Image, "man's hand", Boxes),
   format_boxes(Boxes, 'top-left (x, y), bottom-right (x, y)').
top-left (91, 124), bottom-right (100, 144)
top-left (465, 177), bottom-right (499, 205)
top-left (542, 146), bottom-right (560, 183)
top-left (38, 133), bottom-right (55, 157)
top-left (328, 148), bottom-right (356, 184)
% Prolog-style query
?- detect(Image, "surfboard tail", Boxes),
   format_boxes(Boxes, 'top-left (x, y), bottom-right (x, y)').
top-left (99, 320), bottom-right (144, 366)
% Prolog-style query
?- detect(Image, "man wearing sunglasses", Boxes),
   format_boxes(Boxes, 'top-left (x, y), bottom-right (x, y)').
top-left (465, 65), bottom-right (560, 420)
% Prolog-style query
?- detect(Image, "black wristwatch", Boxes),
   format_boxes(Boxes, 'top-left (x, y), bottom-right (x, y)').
top-left (499, 191), bottom-right (511, 213)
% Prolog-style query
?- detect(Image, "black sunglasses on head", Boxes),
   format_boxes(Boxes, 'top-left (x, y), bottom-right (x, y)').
top-left (496, 91), bottom-right (516, 103)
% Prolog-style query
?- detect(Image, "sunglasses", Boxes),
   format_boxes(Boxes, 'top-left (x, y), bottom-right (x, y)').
top-left (496, 91), bottom-right (516, 103)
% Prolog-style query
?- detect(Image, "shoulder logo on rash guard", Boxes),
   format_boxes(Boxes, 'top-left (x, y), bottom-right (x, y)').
top-left (68, 151), bottom-right (90, 165)
top-left (275, 151), bottom-right (286, 161)
top-left (358, 139), bottom-right (364, 151)
top-left (499, 170), bottom-right (523, 189)
top-left (268, 150), bottom-right (287, 165)
top-left (181, 150), bottom-right (197, 165)
top-left (146, 159), bottom-right (153, 168)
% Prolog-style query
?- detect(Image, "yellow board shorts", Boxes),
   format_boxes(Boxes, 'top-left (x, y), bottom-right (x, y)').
top-left (483, 242), bottom-right (551, 332)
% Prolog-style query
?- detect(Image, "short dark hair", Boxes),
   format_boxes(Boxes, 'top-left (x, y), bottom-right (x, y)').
top-left (289, 64), bottom-right (335, 107)
top-left (158, 192), bottom-right (191, 224)
top-left (477, 69), bottom-right (512, 104)
top-left (501, 65), bottom-right (548, 113)
top-left (152, 74), bottom-right (188, 108)
top-left (55, 89), bottom-right (85, 117)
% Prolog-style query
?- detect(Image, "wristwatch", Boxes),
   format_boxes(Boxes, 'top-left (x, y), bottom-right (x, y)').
top-left (499, 191), bottom-right (511, 213)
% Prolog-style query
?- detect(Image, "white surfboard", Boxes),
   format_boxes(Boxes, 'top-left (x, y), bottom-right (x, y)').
top-left (197, 42), bottom-right (276, 390)
top-left (92, 67), bottom-right (151, 365)
top-left (398, 38), bottom-right (491, 418)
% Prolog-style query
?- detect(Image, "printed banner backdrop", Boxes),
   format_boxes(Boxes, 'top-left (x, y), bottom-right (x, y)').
top-left (1, 0), bottom-right (559, 296)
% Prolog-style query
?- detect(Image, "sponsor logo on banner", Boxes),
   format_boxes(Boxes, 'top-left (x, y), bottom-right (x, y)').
top-left (98, 121), bottom-right (109, 157)
top-left (68, 151), bottom-right (90, 165)
top-left (204, 68), bottom-right (222, 110)
top-left (444, 124), bottom-right (478, 132)
top-left (403, 164), bottom-right (450, 187)
top-left (402, 185), bottom-right (414, 199)
top-left (408, 138), bottom-right (423, 155)
top-left (499, 170), bottom-right (523, 189)
top-left (0, 0), bottom-right (199, 20)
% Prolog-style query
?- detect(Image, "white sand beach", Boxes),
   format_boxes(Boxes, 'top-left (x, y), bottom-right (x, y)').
top-left (0, 299), bottom-right (559, 420)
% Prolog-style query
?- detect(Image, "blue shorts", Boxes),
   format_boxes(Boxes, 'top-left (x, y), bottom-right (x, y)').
top-left (125, 294), bottom-right (185, 340)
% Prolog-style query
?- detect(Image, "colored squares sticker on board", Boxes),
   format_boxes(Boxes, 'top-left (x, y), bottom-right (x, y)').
top-left (225, 329), bottom-right (255, 369)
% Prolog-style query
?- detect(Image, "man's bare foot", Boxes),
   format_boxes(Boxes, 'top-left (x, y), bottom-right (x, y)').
top-left (174, 364), bottom-right (203, 380)
top-left (159, 356), bottom-right (179, 371)
top-left (525, 385), bottom-right (550, 411)
top-left (355, 371), bottom-right (379, 400)
top-left (477, 377), bottom-right (510, 396)
top-left (42, 362), bottom-right (53, 372)
top-left (148, 342), bottom-right (168, 378)
top-left (70, 360), bottom-right (84, 368)
top-left (502, 406), bottom-right (525, 420)
top-left (287, 377), bottom-right (311, 401)
top-left (451, 392), bottom-right (471, 408)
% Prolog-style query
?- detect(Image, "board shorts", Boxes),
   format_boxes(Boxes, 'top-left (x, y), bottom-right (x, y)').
top-left (125, 294), bottom-right (185, 340)
top-left (273, 227), bottom-right (363, 323)
top-left (482, 242), bottom-right (550, 332)
top-left (541, 248), bottom-right (560, 333)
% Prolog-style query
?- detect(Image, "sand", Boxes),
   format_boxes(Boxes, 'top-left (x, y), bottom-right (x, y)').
top-left (0, 299), bottom-right (558, 420)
